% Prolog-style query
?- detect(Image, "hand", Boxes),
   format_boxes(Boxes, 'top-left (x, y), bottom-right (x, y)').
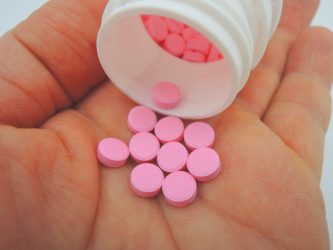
top-left (0, 0), bottom-right (332, 249)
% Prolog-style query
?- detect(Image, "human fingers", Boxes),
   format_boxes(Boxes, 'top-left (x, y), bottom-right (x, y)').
top-left (263, 27), bottom-right (333, 179)
top-left (0, 0), bottom-right (107, 128)
top-left (236, 0), bottom-right (320, 116)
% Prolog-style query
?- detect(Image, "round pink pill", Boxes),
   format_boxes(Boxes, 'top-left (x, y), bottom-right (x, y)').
top-left (97, 138), bottom-right (129, 168)
top-left (182, 27), bottom-right (199, 41)
top-left (187, 148), bottom-right (221, 181)
top-left (130, 163), bottom-right (164, 198)
top-left (163, 34), bottom-right (186, 57)
top-left (182, 51), bottom-right (206, 63)
top-left (145, 16), bottom-right (168, 43)
top-left (186, 36), bottom-right (211, 55)
top-left (129, 132), bottom-right (160, 163)
top-left (164, 18), bottom-right (185, 34)
top-left (152, 81), bottom-right (182, 109)
top-left (162, 171), bottom-right (197, 207)
top-left (207, 45), bottom-right (222, 62)
top-left (157, 142), bottom-right (189, 173)
top-left (154, 116), bottom-right (184, 143)
top-left (127, 106), bottom-right (157, 134)
top-left (184, 122), bottom-right (215, 150)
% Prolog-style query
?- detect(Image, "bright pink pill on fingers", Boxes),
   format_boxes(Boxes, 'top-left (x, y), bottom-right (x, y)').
top-left (97, 138), bottom-right (129, 168)
top-left (157, 142), bottom-right (189, 173)
top-left (130, 163), bottom-right (164, 197)
top-left (163, 34), bottom-right (186, 57)
top-left (187, 148), bottom-right (221, 181)
top-left (184, 122), bottom-right (215, 150)
top-left (129, 132), bottom-right (160, 163)
top-left (127, 105), bottom-right (157, 133)
top-left (182, 51), bottom-right (206, 63)
top-left (162, 171), bottom-right (197, 207)
top-left (152, 81), bottom-right (182, 109)
top-left (145, 16), bottom-right (168, 43)
top-left (154, 116), bottom-right (184, 143)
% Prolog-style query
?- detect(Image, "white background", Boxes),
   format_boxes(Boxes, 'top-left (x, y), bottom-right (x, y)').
top-left (0, 0), bottom-right (332, 247)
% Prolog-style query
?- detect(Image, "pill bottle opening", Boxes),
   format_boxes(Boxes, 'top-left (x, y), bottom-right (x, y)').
top-left (141, 15), bottom-right (224, 64)
top-left (97, 14), bottom-right (237, 119)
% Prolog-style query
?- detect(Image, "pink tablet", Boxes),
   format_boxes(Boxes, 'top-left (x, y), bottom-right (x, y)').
top-left (152, 81), bottom-right (182, 109)
top-left (157, 142), bottom-right (189, 173)
top-left (154, 116), bottom-right (184, 143)
top-left (164, 17), bottom-right (185, 34)
top-left (127, 106), bottom-right (157, 133)
top-left (162, 171), bottom-right (197, 207)
top-left (207, 45), bottom-right (223, 62)
top-left (182, 51), bottom-right (206, 63)
top-left (130, 163), bottom-right (164, 197)
top-left (182, 27), bottom-right (198, 41)
top-left (97, 138), bottom-right (129, 168)
top-left (184, 122), bottom-right (215, 150)
top-left (186, 36), bottom-right (211, 55)
top-left (145, 16), bottom-right (168, 43)
top-left (129, 132), bottom-right (160, 162)
top-left (187, 148), bottom-right (221, 181)
top-left (163, 34), bottom-right (186, 57)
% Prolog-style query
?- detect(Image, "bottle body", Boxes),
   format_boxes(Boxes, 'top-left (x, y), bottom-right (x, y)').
top-left (97, 0), bottom-right (283, 119)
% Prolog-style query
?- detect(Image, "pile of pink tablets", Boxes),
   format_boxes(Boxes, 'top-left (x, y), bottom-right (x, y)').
top-left (142, 15), bottom-right (223, 63)
top-left (97, 104), bottom-right (221, 208)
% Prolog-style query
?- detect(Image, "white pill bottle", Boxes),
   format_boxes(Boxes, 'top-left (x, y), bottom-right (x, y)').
top-left (97, 0), bottom-right (283, 119)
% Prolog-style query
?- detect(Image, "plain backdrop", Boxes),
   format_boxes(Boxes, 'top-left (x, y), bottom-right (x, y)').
top-left (0, 0), bottom-right (333, 247)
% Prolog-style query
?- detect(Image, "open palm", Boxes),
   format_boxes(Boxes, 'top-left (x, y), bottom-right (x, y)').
top-left (1, 0), bottom-right (333, 249)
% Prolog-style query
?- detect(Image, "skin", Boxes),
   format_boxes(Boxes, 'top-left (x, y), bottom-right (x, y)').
top-left (0, 0), bottom-right (333, 249)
